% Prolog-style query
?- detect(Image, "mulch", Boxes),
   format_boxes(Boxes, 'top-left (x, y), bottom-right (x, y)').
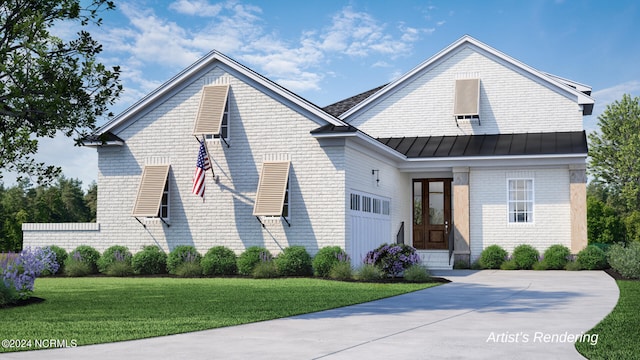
top-left (604, 268), bottom-right (637, 281)
top-left (1, 297), bottom-right (45, 309)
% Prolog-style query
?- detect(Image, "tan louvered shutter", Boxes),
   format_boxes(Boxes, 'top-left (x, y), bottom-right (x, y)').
top-left (193, 85), bottom-right (229, 135)
top-left (132, 165), bottom-right (170, 217)
top-left (453, 79), bottom-right (480, 116)
top-left (253, 161), bottom-right (290, 216)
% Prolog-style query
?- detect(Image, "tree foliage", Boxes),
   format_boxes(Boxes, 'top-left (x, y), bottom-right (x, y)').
top-left (0, 176), bottom-right (96, 251)
top-left (588, 94), bottom-right (640, 244)
top-left (589, 94), bottom-right (640, 212)
top-left (0, 0), bottom-right (121, 184)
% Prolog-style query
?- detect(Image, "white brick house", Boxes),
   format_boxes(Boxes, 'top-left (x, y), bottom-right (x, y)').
top-left (23, 36), bottom-right (593, 269)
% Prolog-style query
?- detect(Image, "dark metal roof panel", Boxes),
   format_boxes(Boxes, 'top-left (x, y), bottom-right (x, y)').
top-left (375, 131), bottom-right (587, 158)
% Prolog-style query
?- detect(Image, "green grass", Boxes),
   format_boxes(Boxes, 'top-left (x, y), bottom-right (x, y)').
top-left (0, 277), bottom-right (437, 352)
top-left (575, 280), bottom-right (640, 359)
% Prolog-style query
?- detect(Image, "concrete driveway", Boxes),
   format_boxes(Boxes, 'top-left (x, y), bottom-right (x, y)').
top-left (1, 270), bottom-right (618, 360)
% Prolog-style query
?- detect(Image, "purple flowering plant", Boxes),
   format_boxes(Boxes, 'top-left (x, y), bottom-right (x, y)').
top-left (1, 247), bottom-right (58, 300)
top-left (363, 243), bottom-right (421, 277)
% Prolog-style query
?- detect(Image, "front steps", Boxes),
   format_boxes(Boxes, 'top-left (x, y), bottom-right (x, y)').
top-left (418, 250), bottom-right (453, 270)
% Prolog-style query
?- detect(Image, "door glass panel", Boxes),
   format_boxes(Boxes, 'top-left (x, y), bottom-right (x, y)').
top-left (413, 182), bottom-right (422, 225)
top-left (429, 181), bottom-right (444, 225)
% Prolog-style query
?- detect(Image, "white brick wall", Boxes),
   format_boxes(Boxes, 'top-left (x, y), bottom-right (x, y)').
top-left (347, 46), bottom-right (584, 137)
top-left (23, 65), bottom-right (345, 256)
top-left (469, 167), bottom-right (571, 261)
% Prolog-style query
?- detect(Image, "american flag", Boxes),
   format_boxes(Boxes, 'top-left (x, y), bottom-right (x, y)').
top-left (192, 141), bottom-right (211, 197)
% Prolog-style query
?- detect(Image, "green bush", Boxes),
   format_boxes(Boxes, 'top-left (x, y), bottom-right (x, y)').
top-left (175, 261), bottom-right (203, 278)
top-left (97, 245), bottom-right (133, 274)
top-left (355, 264), bottom-right (384, 281)
top-left (312, 246), bottom-right (348, 278)
top-left (328, 261), bottom-right (352, 280)
top-left (167, 246), bottom-right (202, 275)
top-left (132, 246), bottom-right (167, 275)
top-left (65, 245), bottom-right (100, 274)
top-left (577, 245), bottom-right (608, 270)
top-left (237, 247), bottom-right (272, 276)
top-left (500, 259), bottom-right (518, 270)
top-left (252, 258), bottom-right (278, 279)
top-left (532, 261), bottom-right (548, 270)
top-left (478, 245), bottom-right (508, 269)
top-left (42, 245), bottom-right (67, 276)
top-left (608, 243), bottom-right (640, 279)
top-left (0, 281), bottom-right (18, 306)
top-left (403, 264), bottom-right (431, 283)
top-left (275, 246), bottom-right (312, 277)
top-left (64, 259), bottom-right (92, 277)
top-left (105, 261), bottom-right (134, 276)
top-left (587, 195), bottom-right (625, 244)
top-left (512, 244), bottom-right (539, 270)
top-left (201, 246), bottom-right (237, 276)
top-left (541, 244), bottom-right (571, 270)
top-left (565, 259), bottom-right (582, 271)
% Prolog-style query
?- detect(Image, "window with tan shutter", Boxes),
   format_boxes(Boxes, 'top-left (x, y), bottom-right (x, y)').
top-left (132, 165), bottom-right (170, 218)
top-left (453, 78), bottom-right (480, 118)
top-left (253, 161), bottom-right (290, 217)
top-left (193, 85), bottom-right (229, 137)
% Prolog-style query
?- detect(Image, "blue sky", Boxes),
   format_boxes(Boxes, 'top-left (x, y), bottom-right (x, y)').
top-left (3, 0), bottom-right (640, 188)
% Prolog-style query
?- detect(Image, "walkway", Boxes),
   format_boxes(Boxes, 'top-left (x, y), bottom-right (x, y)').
top-left (2, 270), bottom-right (619, 359)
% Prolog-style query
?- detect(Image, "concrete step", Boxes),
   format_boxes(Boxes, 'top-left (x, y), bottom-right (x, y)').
top-left (418, 250), bottom-right (453, 270)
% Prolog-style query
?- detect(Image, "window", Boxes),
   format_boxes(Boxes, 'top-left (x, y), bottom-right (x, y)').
top-left (253, 161), bottom-right (291, 218)
top-left (159, 180), bottom-right (169, 219)
top-left (350, 193), bottom-right (360, 211)
top-left (372, 198), bottom-right (381, 214)
top-left (382, 200), bottom-right (390, 215)
top-left (193, 85), bottom-right (229, 140)
top-left (508, 179), bottom-right (534, 223)
top-left (454, 78), bottom-right (480, 121)
top-left (132, 165), bottom-right (170, 218)
top-left (362, 196), bottom-right (372, 212)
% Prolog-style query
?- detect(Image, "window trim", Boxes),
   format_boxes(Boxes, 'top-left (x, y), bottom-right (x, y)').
top-left (507, 178), bottom-right (534, 224)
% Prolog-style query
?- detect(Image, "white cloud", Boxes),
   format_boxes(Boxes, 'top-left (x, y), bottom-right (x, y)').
top-left (168, 0), bottom-right (223, 17)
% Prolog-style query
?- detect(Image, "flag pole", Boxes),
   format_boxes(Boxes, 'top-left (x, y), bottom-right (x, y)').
top-left (200, 134), bottom-right (216, 182)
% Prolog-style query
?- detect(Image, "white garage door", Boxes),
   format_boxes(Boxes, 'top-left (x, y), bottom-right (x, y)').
top-left (348, 191), bottom-right (391, 267)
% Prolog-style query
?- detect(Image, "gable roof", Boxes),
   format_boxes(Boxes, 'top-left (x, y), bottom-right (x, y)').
top-left (94, 50), bottom-right (348, 138)
top-left (322, 85), bottom-right (387, 117)
top-left (338, 35), bottom-right (595, 119)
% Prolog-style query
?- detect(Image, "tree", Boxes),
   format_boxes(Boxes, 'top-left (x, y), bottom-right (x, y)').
top-left (589, 94), bottom-right (640, 213)
top-left (0, 0), bottom-right (121, 184)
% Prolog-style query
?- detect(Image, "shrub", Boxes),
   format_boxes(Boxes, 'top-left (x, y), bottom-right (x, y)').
top-left (478, 245), bottom-right (508, 269)
top-left (98, 245), bottom-right (133, 274)
top-left (42, 245), bottom-right (67, 276)
top-left (0, 280), bottom-right (18, 306)
top-left (237, 247), bottom-right (272, 276)
top-left (201, 246), bottom-right (237, 276)
top-left (132, 246), bottom-right (167, 275)
top-left (565, 260), bottom-right (581, 271)
top-left (167, 246), bottom-right (202, 275)
top-left (512, 244), bottom-right (540, 270)
top-left (500, 259), bottom-right (518, 270)
top-left (532, 261), bottom-right (548, 270)
top-left (328, 255), bottom-right (352, 281)
top-left (175, 261), bottom-right (203, 278)
top-left (608, 243), bottom-right (640, 279)
top-left (252, 252), bottom-right (278, 278)
top-left (577, 245), bottom-right (608, 270)
top-left (1, 247), bottom-right (58, 299)
top-left (355, 264), bottom-right (384, 281)
top-left (64, 253), bottom-right (93, 277)
top-left (65, 245), bottom-right (100, 274)
top-left (312, 246), bottom-right (348, 278)
top-left (275, 246), bottom-right (312, 277)
top-left (453, 259), bottom-right (470, 269)
top-left (541, 244), bottom-right (571, 270)
top-left (403, 264), bottom-right (431, 283)
top-left (364, 243), bottom-right (421, 277)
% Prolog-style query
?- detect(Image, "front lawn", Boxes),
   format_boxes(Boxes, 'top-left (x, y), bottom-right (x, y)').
top-left (0, 277), bottom-right (437, 352)
top-left (575, 280), bottom-right (640, 359)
